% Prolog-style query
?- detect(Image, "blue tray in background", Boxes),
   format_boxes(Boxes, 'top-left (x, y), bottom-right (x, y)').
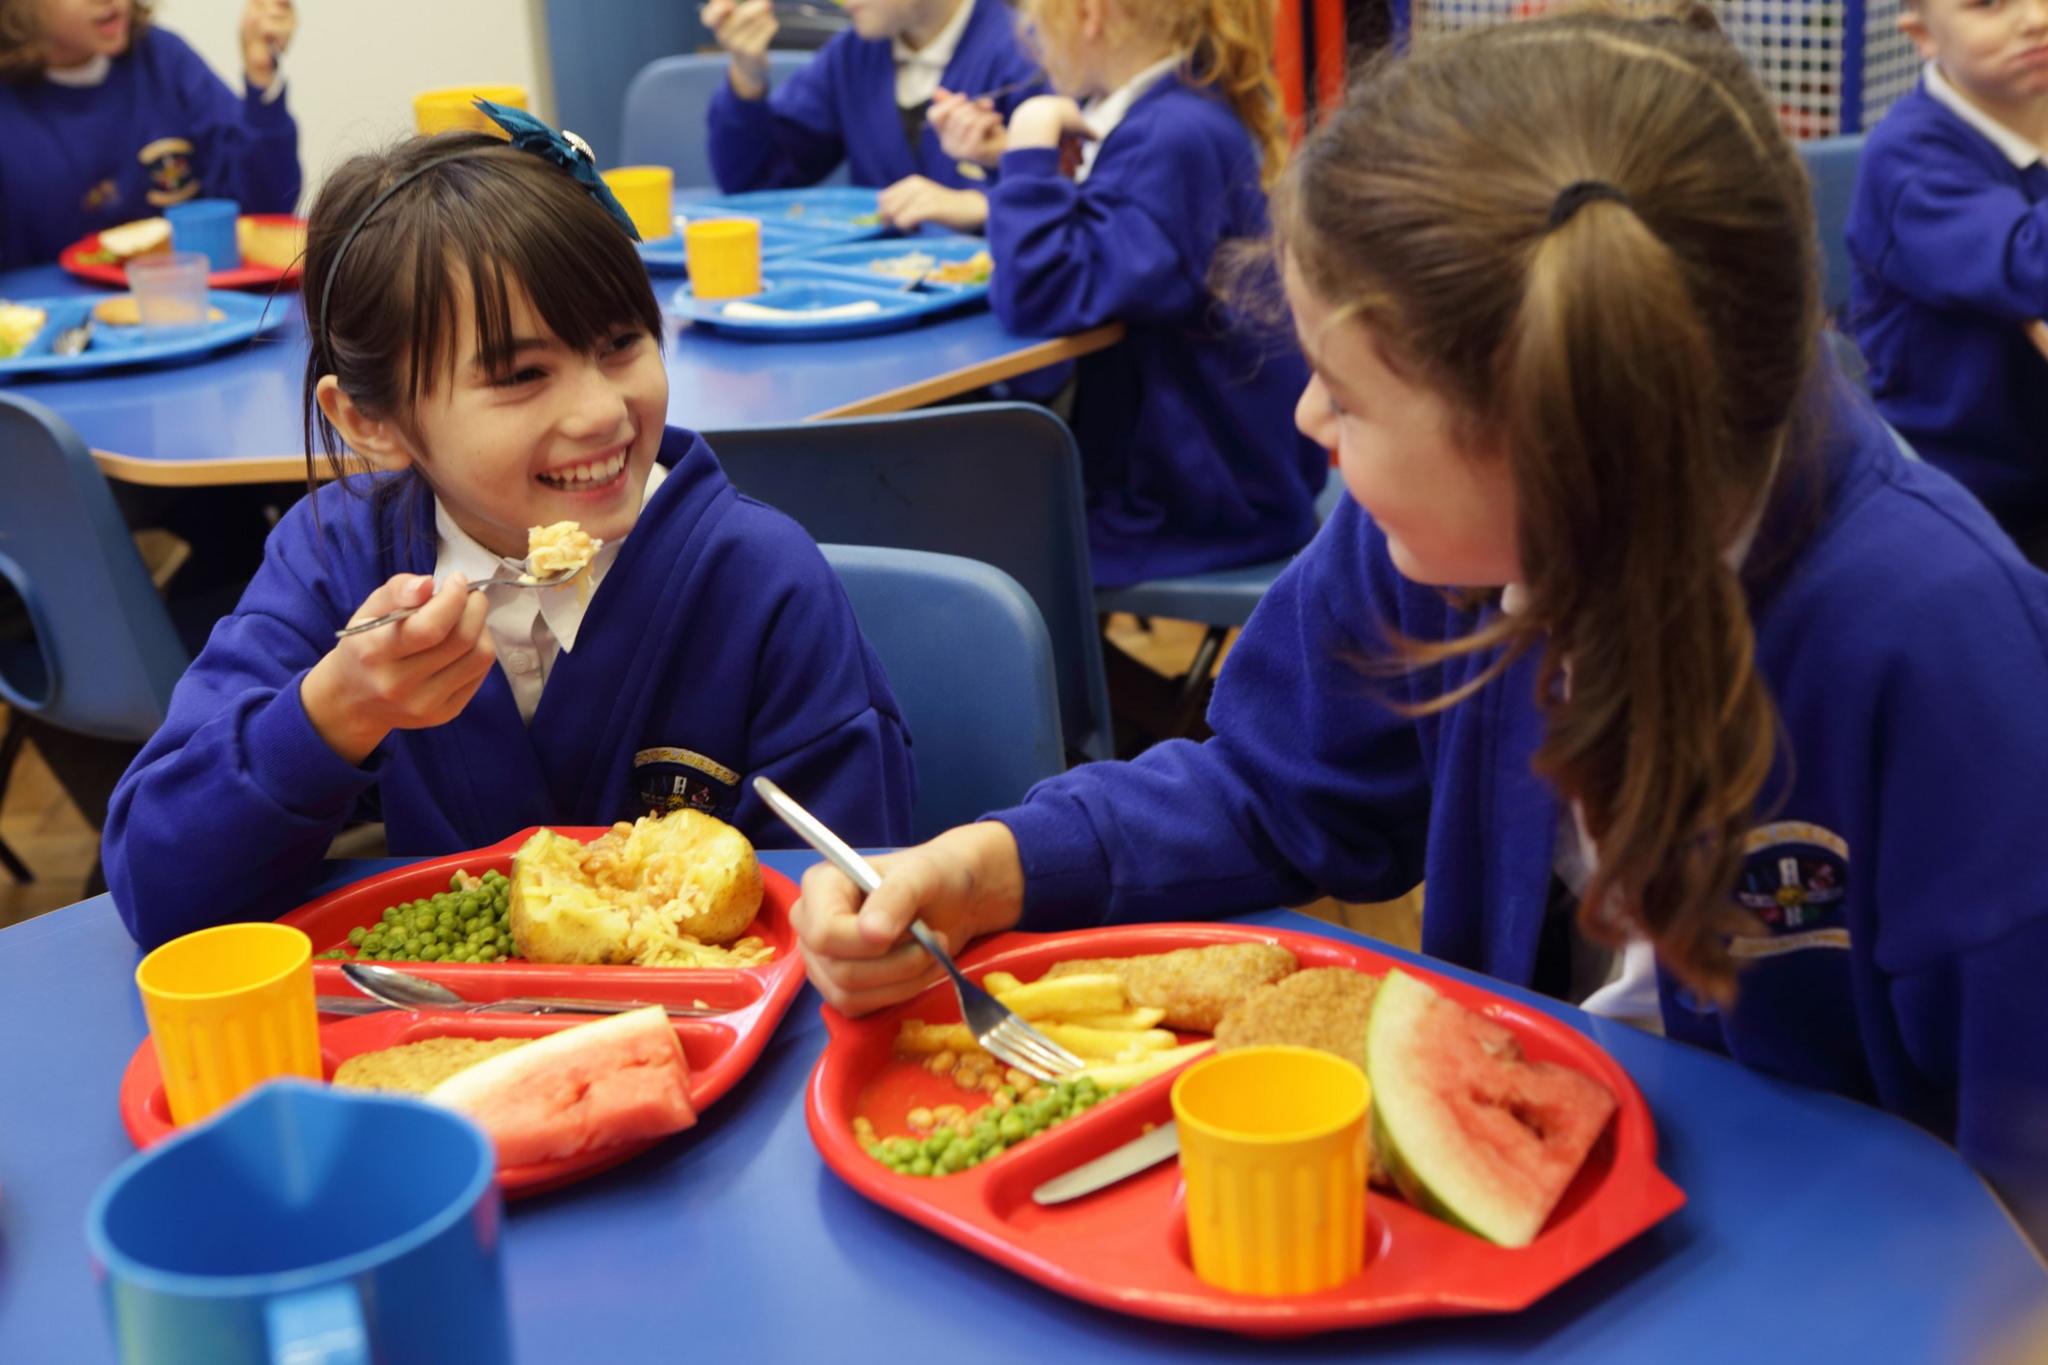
top-left (671, 275), bottom-right (978, 341)
top-left (637, 187), bottom-right (890, 276)
top-left (0, 291), bottom-right (289, 379)
top-left (638, 219), bottom-right (876, 276)
top-left (775, 238), bottom-right (993, 308)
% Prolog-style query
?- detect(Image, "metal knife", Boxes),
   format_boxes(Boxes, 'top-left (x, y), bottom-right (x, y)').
top-left (1031, 1121), bottom-right (1181, 1205)
top-left (315, 996), bottom-right (391, 1016)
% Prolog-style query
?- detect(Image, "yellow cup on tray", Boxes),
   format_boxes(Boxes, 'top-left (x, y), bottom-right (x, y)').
top-left (414, 84), bottom-right (528, 136)
top-left (135, 922), bottom-right (323, 1127)
top-left (602, 166), bottom-right (676, 242)
top-left (1171, 1045), bottom-right (1372, 1296)
top-left (685, 218), bottom-right (763, 300)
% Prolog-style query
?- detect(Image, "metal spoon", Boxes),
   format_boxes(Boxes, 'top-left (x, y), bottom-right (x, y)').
top-left (50, 319), bottom-right (92, 356)
top-left (333, 548), bottom-right (600, 639)
top-left (340, 961), bottom-right (732, 1019)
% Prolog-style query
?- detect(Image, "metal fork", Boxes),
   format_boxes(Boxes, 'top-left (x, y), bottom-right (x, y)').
top-left (752, 776), bottom-right (1083, 1083)
top-left (333, 550), bottom-right (600, 639)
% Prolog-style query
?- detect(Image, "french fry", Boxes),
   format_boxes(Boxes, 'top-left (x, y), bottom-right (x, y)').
top-left (982, 970), bottom-right (1025, 995)
top-left (1080, 1041), bottom-right (1214, 1090)
top-left (1060, 1007), bottom-right (1167, 1031)
top-left (992, 973), bottom-right (1126, 1019)
top-left (1035, 1022), bottom-right (1179, 1059)
top-left (895, 1020), bottom-right (981, 1056)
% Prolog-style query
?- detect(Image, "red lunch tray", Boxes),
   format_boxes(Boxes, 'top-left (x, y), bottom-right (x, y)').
top-left (60, 214), bottom-right (307, 290)
top-left (120, 826), bottom-right (805, 1197)
top-left (807, 922), bottom-right (1685, 1336)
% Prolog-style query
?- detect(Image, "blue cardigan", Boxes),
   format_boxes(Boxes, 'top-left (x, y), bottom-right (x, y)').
top-left (0, 28), bottom-right (301, 270)
top-left (105, 429), bottom-right (917, 949)
top-left (987, 71), bottom-right (1327, 588)
top-left (995, 378), bottom-right (2048, 1237)
top-left (705, 0), bottom-right (1040, 193)
top-left (1847, 80), bottom-right (2048, 547)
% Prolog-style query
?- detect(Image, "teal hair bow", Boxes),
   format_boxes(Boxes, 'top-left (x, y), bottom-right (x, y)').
top-left (472, 97), bottom-right (642, 242)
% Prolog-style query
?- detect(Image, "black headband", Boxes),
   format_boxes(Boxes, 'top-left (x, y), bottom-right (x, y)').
top-left (1548, 179), bottom-right (1631, 230)
top-left (314, 151), bottom-right (474, 365)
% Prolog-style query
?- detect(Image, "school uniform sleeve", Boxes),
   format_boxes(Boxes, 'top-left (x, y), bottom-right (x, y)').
top-left (103, 502), bottom-right (380, 949)
top-left (994, 499), bottom-right (1433, 929)
top-left (705, 44), bottom-right (848, 193)
top-left (697, 501), bottom-right (917, 846)
top-left (153, 29), bottom-right (302, 214)
top-left (1851, 128), bottom-right (2048, 321)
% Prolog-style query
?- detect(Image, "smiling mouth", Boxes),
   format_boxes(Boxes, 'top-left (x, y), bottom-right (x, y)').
top-left (536, 449), bottom-right (628, 492)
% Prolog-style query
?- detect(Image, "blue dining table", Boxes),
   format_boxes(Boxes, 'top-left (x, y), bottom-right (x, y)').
top-left (0, 263), bottom-right (1117, 488)
top-left (0, 851), bottom-right (2041, 1363)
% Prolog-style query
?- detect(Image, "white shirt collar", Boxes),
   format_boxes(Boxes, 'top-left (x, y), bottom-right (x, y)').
top-left (1924, 61), bottom-right (2044, 169)
top-left (45, 55), bottom-right (111, 87)
top-left (1075, 52), bottom-right (1186, 183)
top-left (432, 459), bottom-right (668, 659)
top-left (893, 0), bottom-right (975, 97)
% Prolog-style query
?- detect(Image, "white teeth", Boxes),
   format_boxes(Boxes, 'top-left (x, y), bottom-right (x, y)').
top-left (538, 451), bottom-right (627, 489)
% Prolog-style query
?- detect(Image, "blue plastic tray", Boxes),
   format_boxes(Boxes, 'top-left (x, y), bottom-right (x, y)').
top-left (637, 187), bottom-right (889, 276)
top-left (638, 218), bottom-right (876, 276)
top-left (671, 276), bottom-right (977, 341)
top-left (776, 238), bottom-right (993, 305)
top-left (0, 291), bottom-right (289, 378)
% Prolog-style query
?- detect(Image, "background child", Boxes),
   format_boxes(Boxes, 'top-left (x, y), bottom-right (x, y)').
top-left (972, 0), bottom-right (1328, 590)
top-left (1847, 0), bottom-right (2048, 562)
top-left (701, 0), bottom-right (1038, 232)
top-left (0, 0), bottom-right (301, 269)
top-left (104, 118), bottom-right (916, 949)
top-left (793, 7), bottom-right (2048, 1244)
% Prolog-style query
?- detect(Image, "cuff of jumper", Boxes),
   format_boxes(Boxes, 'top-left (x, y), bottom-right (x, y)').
top-left (244, 79), bottom-right (292, 117)
top-left (997, 147), bottom-right (1062, 181)
top-left (986, 800), bottom-right (1111, 932)
top-left (249, 673), bottom-right (385, 821)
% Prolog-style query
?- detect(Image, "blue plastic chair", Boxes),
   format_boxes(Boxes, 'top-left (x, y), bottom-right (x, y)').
top-left (1799, 134), bottom-right (1865, 321)
top-left (705, 403), bottom-right (1115, 763)
top-left (0, 394), bottom-right (191, 880)
top-left (620, 52), bottom-right (851, 189)
top-left (822, 545), bottom-right (1064, 840)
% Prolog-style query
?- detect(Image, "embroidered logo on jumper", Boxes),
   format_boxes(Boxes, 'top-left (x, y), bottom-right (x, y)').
top-left (1728, 820), bottom-right (1851, 958)
top-left (138, 137), bottom-right (198, 207)
top-left (632, 746), bottom-right (740, 821)
top-left (80, 178), bottom-right (120, 214)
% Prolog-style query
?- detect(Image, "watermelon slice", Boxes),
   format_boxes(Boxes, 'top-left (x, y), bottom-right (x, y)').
top-left (429, 1007), bottom-right (697, 1168)
top-left (1366, 969), bottom-right (1616, 1248)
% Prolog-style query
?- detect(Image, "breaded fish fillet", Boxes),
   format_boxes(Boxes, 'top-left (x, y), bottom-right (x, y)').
top-left (1213, 966), bottom-right (1380, 1071)
top-left (332, 1036), bottom-right (531, 1094)
top-left (1044, 942), bottom-right (1298, 1032)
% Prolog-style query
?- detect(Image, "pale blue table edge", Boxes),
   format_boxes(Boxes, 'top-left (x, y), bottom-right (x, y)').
top-left (0, 851), bottom-right (2040, 1364)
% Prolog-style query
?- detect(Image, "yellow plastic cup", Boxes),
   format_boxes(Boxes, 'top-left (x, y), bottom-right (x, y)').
top-left (685, 218), bottom-right (763, 300)
top-left (1172, 1045), bottom-right (1372, 1296)
top-left (413, 84), bottom-right (528, 136)
top-left (135, 923), bottom-right (323, 1127)
top-left (602, 166), bottom-right (676, 242)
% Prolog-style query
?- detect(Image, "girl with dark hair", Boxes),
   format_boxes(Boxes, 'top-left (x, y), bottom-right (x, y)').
top-left (105, 111), bottom-right (916, 949)
top-left (792, 7), bottom-right (2048, 1242)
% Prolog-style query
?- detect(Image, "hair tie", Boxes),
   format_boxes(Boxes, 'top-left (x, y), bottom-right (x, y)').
top-left (1548, 180), bottom-right (1631, 230)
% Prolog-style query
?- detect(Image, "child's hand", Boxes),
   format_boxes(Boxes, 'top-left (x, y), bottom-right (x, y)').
top-left (240, 0), bottom-right (296, 90)
top-left (929, 86), bottom-right (1006, 168)
top-left (791, 822), bottom-right (1026, 1016)
top-left (878, 176), bottom-right (989, 232)
top-left (701, 0), bottom-right (778, 101)
top-left (1006, 95), bottom-right (1091, 153)
top-left (301, 574), bottom-right (495, 766)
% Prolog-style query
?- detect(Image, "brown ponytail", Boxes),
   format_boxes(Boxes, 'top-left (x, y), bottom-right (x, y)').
top-left (1276, 4), bottom-right (1821, 999)
top-left (1181, 0), bottom-right (1290, 189)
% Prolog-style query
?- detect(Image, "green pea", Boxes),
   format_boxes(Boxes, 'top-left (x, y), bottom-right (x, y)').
top-left (478, 947), bottom-right (499, 963)
top-left (908, 1155), bottom-right (933, 1177)
top-left (998, 1112), bottom-right (1026, 1142)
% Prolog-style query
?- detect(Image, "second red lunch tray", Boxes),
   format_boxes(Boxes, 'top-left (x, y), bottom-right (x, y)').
top-left (119, 826), bottom-right (805, 1196)
top-left (807, 922), bottom-right (1685, 1335)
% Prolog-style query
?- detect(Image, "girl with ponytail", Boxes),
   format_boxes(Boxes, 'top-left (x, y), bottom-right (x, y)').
top-left (930, 0), bottom-right (1328, 590)
top-left (796, 4), bottom-right (2048, 1242)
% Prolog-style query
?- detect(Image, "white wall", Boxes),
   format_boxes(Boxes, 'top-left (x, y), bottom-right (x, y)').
top-left (160, 0), bottom-right (554, 203)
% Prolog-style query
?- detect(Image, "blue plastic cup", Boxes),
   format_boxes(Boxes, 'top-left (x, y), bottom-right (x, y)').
top-left (165, 199), bottom-right (242, 272)
top-left (86, 1079), bottom-right (511, 1365)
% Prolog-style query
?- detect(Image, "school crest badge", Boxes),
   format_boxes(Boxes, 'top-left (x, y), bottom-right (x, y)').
top-left (632, 746), bottom-right (741, 822)
top-left (139, 137), bottom-right (198, 207)
top-left (1728, 820), bottom-right (1851, 959)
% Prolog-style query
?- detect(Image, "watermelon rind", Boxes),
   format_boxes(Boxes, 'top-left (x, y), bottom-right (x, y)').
top-left (1366, 969), bottom-right (1545, 1248)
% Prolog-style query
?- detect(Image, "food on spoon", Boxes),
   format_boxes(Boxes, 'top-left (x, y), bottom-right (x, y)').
top-left (1043, 942), bottom-right (1299, 1031)
top-left (333, 1035), bottom-right (532, 1092)
top-left (0, 302), bottom-right (47, 359)
top-left (90, 295), bottom-right (227, 327)
top-left (509, 809), bottom-right (771, 967)
top-left (428, 1006), bottom-right (697, 1167)
top-left (236, 216), bottom-right (307, 271)
top-left (524, 520), bottom-right (598, 581)
top-left (97, 216), bottom-right (173, 262)
top-left (1367, 968), bottom-right (1617, 1247)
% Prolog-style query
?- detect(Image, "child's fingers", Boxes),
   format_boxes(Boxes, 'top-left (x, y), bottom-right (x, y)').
top-left (799, 940), bottom-right (944, 1017)
top-left (343, 573), bottom-right (434, 634)
top-left (385, 574), bottom-right (476, 657)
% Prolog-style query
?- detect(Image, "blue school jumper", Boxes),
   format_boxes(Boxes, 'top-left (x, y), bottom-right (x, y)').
top-left (995, 378), bottom-right (2048, 1233)
top-left (705, 0), bottom-right (1039, 193)
top-left (0, 28), bottom-right (301, 270)
top-left (986, 71), bottom-right (1327, 589)
top-left (1847, 81), bottom-right (2048, 548)
top-left (104, 428), bottom-right (917, 949)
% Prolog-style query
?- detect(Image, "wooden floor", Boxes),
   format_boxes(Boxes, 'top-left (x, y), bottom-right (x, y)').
top-left (0, 619), bottom-right (1422, 950)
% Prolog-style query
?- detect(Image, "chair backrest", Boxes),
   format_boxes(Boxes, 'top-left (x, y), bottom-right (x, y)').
top-left (1799, 134), bottom-right (1865, 319)
top-left (0, 394), bottom-right (187, 742)
top-left (620, 52), bottom-right (850, 189)
top-left (822, 544), bottom-right (1064, 840)
top-left (706, 403), bottom-right (1115, 762)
